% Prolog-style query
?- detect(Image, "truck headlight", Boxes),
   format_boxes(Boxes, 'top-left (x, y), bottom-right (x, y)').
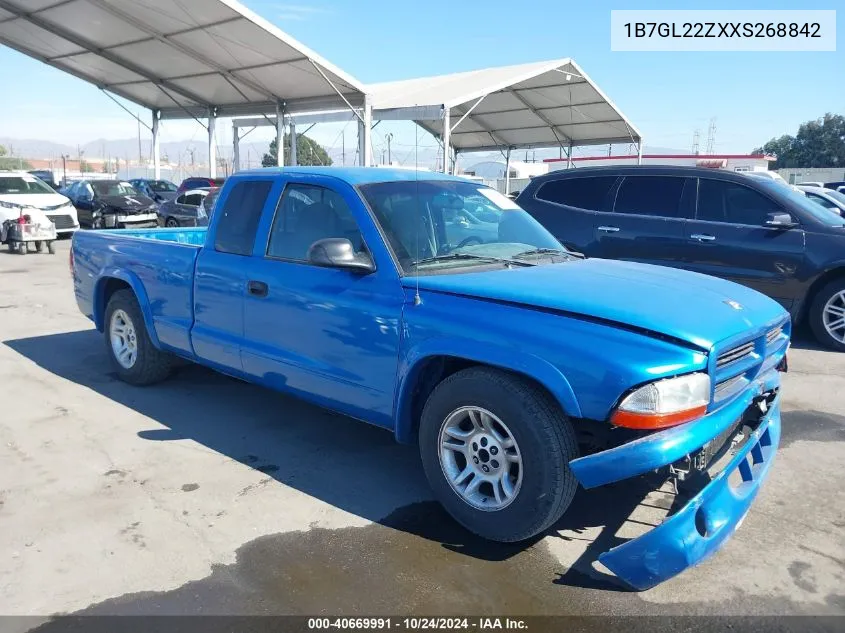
top-left (611, 372), bottom-right (711, 430)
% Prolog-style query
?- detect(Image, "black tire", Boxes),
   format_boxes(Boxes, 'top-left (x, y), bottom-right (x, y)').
top-left (18, 241), bottom-right (27, 255)
top-left (809, 279), bottom-right (845, 352)
top-left (419, 366), bottom-right (578, 542)
top-left (104, 289), bottom-right (173, 385)
top-left (47, 241), bottom-right (56, 254)
top-left (165, 217), bottom-right (179, 228)
top-left (35, 240), bottom-right (43, 253)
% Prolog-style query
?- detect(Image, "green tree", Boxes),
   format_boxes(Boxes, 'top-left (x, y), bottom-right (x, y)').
top-left (754, 113), bottom-right (845, 169)
top-left (0, 144), bottom-right (6, 157)
top-left (262, 134), bottom-right (332, 167)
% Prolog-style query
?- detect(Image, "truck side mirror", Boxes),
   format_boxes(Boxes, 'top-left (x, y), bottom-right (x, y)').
top-left (764, 212), bottom-right (796, 228)
top-left (307, 238), bottom-right (375, 274)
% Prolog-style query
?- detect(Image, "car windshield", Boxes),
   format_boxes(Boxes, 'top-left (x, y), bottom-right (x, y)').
top-left (149, 180), bottom-right (177, 192)
top-left (824, 189), bottom-right (845, 206)
top-left (359, 180), bottom-right (566, 273)
top-left (0, 176), bottom-right (55, 195)
top-left (92, 181), bottom-right (139, 197)
top-left (758, 180), bottom-right (845, 226)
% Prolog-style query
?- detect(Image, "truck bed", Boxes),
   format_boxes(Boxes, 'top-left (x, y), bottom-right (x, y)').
top-left (72, 228), bottom-right (206, 357)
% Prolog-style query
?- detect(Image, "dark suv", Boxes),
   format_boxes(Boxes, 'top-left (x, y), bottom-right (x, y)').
top-left (517, 165), bottom-right (845, 350)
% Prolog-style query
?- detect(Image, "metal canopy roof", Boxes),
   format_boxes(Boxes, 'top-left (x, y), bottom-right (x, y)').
top-left (368, 59), bottom-right (642, 152)
top-left (0, 0), bottom-right (367, 120)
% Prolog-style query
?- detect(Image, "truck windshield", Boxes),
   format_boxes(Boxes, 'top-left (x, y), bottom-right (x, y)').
top-left (359, 180), bottom-right (565, 273)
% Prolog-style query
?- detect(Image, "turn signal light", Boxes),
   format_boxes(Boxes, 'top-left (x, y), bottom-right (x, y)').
top-left (611, 373), bottom-right (711, 430)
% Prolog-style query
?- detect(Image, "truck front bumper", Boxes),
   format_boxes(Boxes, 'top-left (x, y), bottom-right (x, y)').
top-left (569, 368), bottom-right (781, 590)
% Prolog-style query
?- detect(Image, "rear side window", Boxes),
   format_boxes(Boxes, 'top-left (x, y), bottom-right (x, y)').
top-left (214, 181), bottom-right (273, 256)
top-left (536, 176), bottom-right (617, 211)
top-left (613, 176), bottom-right (687, 218)
top-left (697, 179), bottom-right (783, 225)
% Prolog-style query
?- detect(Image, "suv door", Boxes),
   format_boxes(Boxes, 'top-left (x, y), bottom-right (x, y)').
top-left (520, 175), bottom-right (618, 254)
top-left (592, 175), bottom-right (693, 265)
top-left (683, 177), bottom-right (805, 310)
top-left (242, 178), bottom-right (404, 428)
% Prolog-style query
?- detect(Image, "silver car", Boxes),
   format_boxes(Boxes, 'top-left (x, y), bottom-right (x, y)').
top-left (157, 187), bottom-right (216, 227)
top-left (798, 186), bottom-right (845, 216)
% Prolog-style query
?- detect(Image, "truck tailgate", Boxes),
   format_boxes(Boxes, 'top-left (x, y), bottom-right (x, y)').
top-left (72, 228), bottom-right (206, 357)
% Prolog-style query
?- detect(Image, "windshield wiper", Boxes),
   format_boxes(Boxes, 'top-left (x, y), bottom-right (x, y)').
top-left (412, 253), bottom-right (534, 268)
top-left (512, 247), bottom-right (583, 260)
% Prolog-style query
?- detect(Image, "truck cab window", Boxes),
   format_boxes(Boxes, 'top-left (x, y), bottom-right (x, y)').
top-left (214, 180), bottom-right (272, 256)
top-left (266, 183), bottom-right (364, 261)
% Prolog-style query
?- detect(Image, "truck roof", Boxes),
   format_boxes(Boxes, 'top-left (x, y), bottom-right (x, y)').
top-left (234, 166), bottom-right (473, 186)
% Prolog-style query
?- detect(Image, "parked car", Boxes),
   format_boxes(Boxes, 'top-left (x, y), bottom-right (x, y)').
top-left (27, 170), bottom-right (61, 190)
top-left (71, 167), bottom-right (788, 590)
top-left (176, 176), bottom-right (225, 193)
top-left (824, 181), bottom-right (845, 193)
top-left (796, 181), bottom-right (825, 188)
top-left (0, 170), bottom-right (78, 237)
top-left (798, 186), bottom-right (845, 216)
top-left (64, 179), bottom-right (158, 229)
top-left (517, 165), bottom-right (845, 351)
top-left (157, 187), bottom-right (215, 227)
top-left (129, 179), bottom-right (179, 205)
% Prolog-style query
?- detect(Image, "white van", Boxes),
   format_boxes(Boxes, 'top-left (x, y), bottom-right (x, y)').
top-left (0, 171), bottom-right (79, 236)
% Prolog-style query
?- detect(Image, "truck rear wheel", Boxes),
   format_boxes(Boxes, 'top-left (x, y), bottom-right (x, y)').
top-left (809, 279), bottom-right (845, 352)
top-left (104, 289), bottom-right (173, 385)
top-left (419, 366), bottom-right (578, 542)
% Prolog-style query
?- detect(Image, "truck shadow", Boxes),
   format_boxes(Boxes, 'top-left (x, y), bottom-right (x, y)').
top-left (7, 329), bottom-right (681, 592)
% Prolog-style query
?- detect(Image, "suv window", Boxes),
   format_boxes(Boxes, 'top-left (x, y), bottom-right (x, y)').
top-left (267, 184), bottom-right (364, 262)
top-left (536, 176), bottom-right (618, 211)
top-left (214, 181), bottom-right (273, 256)
top-left (697, 179), bottom-right (784, 225)
top-left (613, 176), bottom-right (687, 218)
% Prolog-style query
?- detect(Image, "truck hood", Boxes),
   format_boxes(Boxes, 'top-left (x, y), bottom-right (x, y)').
top-left (405, 258), bottom-right (788, 350)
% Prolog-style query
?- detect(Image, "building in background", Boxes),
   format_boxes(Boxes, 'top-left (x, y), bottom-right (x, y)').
top-left (777, 167), bottom-right (845, 185)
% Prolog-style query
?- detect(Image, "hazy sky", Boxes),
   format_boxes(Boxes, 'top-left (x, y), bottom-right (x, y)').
top-left (0, 0), bottom-right (842, 161)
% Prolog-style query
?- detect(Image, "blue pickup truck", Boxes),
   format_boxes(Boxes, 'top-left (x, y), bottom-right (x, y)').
top-left (72, 167), bottom-right (789, 590)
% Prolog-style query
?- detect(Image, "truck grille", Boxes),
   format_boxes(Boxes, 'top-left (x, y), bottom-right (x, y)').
top-left (716, 342), bottom-right (754, 369)
top-left (766, 326), bottom-right (783, 345)
top-left (46, 214), bottom-right (76, 229)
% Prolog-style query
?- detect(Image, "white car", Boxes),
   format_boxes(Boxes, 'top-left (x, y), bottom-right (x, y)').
top-left (798, 186), bottom-right (845, 216)
top-left (744, 170), bottom-right (805, 195)
top-left (0, 171), bottom-right (79, 237)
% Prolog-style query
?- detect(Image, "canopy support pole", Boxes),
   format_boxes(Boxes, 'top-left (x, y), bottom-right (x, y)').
top-left (208, 108), bottom-right (217, 178)
top-left (151, 109), bottom-right (160, 179)
top-left (276, 103), bottom-right (284, 167)
top-left (232, 123), bottom-right (240, 173)
top-left (289, 119), bottom-right (298, 166)
top-left (637, 140), bottom-right (643, 165)
top-left (504, 147), bottom-right (512, 193)
top-left (359, 97), bottom-right (372, 167)
top-left (442, 107), bottom-right (451, 174)
top-left (567, 142), bottom-right (573, 169)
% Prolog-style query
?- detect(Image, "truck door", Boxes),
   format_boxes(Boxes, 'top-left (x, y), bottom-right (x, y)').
top-left (192, 178), bottom-right (277, 374)
top-left (241, 177), bottom-right (404, 429)
top-left (592, 175), bottom-right (693, 266)
top-left (683, 177), bottom-right (805, 311)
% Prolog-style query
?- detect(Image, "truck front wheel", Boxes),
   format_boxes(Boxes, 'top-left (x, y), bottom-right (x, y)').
top-left (419, 367), bottom-right (578, 543)
top-left (104, 289), bottom-right (173, 385)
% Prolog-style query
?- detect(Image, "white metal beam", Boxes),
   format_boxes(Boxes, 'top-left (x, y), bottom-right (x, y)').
top-left (442, 108), bottom-right (451, 174)
top-left (361, 98), bottom-right (372, 167)
top-left (232, 123), bottom-right (240, 173)
top-left (289, 120), bottom-right (297, 166)
top-left (152, 110), bottom-right (160, 179)
top-left (275, 103), bottom-right (284, 167)
top-left (208, 108), bottom-right (217, 178)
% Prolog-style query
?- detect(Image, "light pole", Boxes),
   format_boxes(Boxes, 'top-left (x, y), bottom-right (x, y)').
top-left (385, 133), bottom-right (393, 165)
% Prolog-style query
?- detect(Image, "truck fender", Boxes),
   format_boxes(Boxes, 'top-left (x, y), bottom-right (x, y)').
top-left (93, 268), bottom-right (162, 349)
top-left (393, 337), bottom-right (582, 443)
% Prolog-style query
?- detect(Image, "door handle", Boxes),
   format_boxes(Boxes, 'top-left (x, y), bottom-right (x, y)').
top-left (597, 225), bottom-right (620, 233)
top-left (690, 234), bottom-right (716, 242)
top-left (247, 280), bottom-right (269, 297)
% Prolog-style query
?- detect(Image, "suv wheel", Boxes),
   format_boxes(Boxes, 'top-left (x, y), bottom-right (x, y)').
top-left (419, 366), bottom-right (578, 542)
top-left (809, 279), bottom-right (845, 352)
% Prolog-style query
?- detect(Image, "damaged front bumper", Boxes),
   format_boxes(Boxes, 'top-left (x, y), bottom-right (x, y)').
top-left (569, 367), bottom-right (782, 590)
